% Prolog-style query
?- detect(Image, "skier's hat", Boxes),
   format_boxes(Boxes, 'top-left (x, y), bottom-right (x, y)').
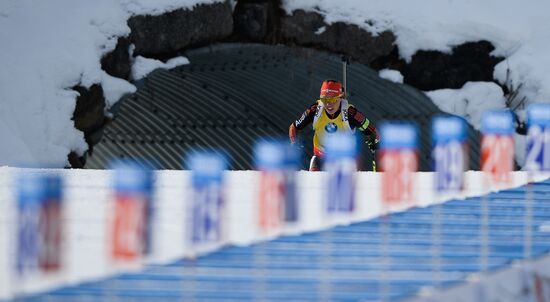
top-left (320, 80), bottom-right (344, 98)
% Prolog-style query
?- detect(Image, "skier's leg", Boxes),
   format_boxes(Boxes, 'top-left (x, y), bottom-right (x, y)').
top-left (309, 155), bottom-right (321, 171)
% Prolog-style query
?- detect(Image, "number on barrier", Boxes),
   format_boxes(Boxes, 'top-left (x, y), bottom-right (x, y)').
top-left (17, 174), bottom-right (64, 274)
top-left (481, 134), bottom-right (514, 184)
top-left (258, 172), bottom-right (285, 230)
top-left (111, 162), bottom-right (152, 261)
top-left (525, 103), bottom-right (550, 172)
top-left (379, 123), bottom-right (418, 204)
top-left (433, 141), bottom-right (465, 192)
top-left (326, 159), bottom-right (355, 212)
top-left (324, 133), bottom-right (357, 214)
top-left (188, 152), bottom-right (225, 245)
top-left (432, 116), bottom-right (466, 193)
top-left (39, 199), bottom-right (63, 271)
top-left (17, 203), bottom-right (40, 274)
top-left (381, 149), bottom-right (417, 203)
top-left (112, 196), bottom-right (145, 260)
top-left (192, 183), bottom-right (222, 243)
top-left (481, 110), bottom-right (514, 185)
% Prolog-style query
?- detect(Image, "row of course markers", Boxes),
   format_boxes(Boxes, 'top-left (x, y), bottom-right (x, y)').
top-left (10, 104), bottom-right (550, 300)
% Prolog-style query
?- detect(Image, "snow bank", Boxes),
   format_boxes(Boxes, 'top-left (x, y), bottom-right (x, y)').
top-left (425, 82), bottom-right (529, 166)
top-left (0, 0), bottom-right (221, 168)
top-left (282, 0), bottom-right (550, 114)
top-left (425, 82), bottom-right (507, 131)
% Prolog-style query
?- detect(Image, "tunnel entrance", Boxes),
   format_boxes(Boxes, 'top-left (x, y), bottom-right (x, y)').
top-left (86, 43), bottom-right (480, 171)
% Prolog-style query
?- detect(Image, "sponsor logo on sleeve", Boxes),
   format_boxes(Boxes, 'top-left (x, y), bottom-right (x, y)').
top-left (296, 112), bottom-right (307, 126)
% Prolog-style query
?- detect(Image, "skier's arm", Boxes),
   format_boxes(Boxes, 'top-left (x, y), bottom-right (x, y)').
top-left (348, 106), bottom-right (380, 150)
top-left (289, 124), bottom-right (297, 144)
top-left (289, 103), bottom-right (318, 144)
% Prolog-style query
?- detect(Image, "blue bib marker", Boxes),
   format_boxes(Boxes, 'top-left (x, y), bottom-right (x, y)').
top-left (380, 123), bottom-right (418, 151)
top-left (482, 110), bottom-right (514, 135)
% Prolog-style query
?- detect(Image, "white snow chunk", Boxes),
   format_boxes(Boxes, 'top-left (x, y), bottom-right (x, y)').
top-left (378, 69), bottom-right (404, 83)
top-left (131, 56), bottom-right (190, 80)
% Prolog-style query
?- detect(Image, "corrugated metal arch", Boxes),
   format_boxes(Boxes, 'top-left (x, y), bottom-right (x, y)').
top-left (86, 44), bottom-right (481, 171)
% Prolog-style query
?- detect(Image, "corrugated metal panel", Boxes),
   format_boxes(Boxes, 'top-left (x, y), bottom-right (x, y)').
top-left (86, 44), bottom-right (481, 170)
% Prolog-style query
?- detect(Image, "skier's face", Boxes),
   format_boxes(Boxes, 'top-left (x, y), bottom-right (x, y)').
top-left (322, 97), bottom-right (341, 115)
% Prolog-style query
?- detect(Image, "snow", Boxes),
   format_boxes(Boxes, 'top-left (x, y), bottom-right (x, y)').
top-left (426, 82), bottom-right (507, 131)
top-left (411, 253), bottom-right (550, 302)
top-left (122, 0), bottom-right (222, 17)
top-left (131, 56), bottom-right (190, 80)
top-left (425, 82), bottom-right (529, 165)
top-left (378, 69), bottom-right (404, 84)
top-left (101, 71), bottom-right (137, 107)
top-left (1, 0), bottom-right (550, 168)
top-left (315, 26), bottom-right (327, 35)
top-left (282, 0), bottom-right (550, 125)
top-left (0, 0), bottom-right (222, 168)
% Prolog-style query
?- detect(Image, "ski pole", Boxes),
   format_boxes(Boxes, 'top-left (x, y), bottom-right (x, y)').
top-left (371, 149), bottom-right (377, 172)
top-left (341, 56), bottom-right (349, 97)
top-left (343, 55), bottom-right (377, 172)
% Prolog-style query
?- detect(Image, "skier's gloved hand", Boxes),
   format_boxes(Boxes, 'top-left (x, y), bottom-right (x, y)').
top-left (366, 137), bottom-right (379, 152)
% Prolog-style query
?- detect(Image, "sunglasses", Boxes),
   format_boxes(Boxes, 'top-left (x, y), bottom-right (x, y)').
top-left (320, 96), bottom-right (340, 104)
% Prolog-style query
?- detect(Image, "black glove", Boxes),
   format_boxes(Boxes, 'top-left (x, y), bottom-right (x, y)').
top-left (366, 138), bottom-right (379, 152)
